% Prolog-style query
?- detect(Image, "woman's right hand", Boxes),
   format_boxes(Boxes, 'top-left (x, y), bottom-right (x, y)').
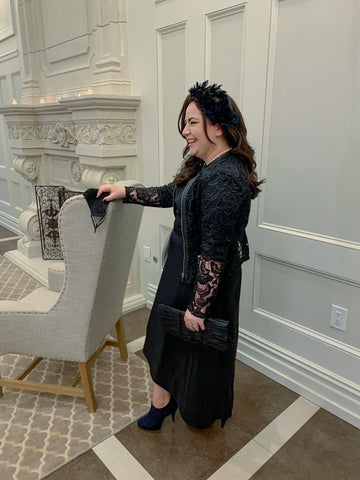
top-left (96, 184), bottom-right (126, 202)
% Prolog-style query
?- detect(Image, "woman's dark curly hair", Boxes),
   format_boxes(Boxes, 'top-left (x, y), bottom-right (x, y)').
top-left (175, 90), bottom-right (264, 199)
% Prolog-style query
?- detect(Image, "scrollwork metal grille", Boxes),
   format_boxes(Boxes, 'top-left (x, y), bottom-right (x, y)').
top-left (35, 186), bottom-right (81, 260)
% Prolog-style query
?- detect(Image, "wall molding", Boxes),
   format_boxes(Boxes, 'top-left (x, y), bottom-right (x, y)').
top-left (157, 21), bottom-right (187, 36)
top-left (123, 293), bottom-right (146, 314)
top-left (254, 307), bottom-right (360, 359)
top-left (255, 0), bottom-right (280, 228)
top-left (238, 328), bottom-right (360, 428)
top-left (206, 3), bottom-right (246, 21)
top-left (204, 4), bottom-right (246, 105)
top-left (0, 49), bottom-right (18, 62)
top-left (0, 211), bottom-right (20, 234)
top-left (0, 0), bottom-right (14, 42)
top-left (156, 21), bottom-right (186, 185)
top-left (258, 222), bottom-right (360, 251)
top-left (254, 251), bottom-right (360, 289)
top-left (146, 283), bottom-right (157, 309)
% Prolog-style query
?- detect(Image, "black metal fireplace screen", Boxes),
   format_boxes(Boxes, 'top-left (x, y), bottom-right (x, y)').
top-left (35, 186), bottom-right (81, 260)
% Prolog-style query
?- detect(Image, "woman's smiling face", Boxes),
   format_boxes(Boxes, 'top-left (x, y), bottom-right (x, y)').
top-left (182, 102), bottom-right (220, 163)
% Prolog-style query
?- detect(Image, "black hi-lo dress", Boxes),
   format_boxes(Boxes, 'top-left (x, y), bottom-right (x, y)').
top-left (124, 155), bottom-right (252, 428)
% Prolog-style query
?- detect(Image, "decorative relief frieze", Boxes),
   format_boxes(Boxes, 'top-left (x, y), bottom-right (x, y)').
top-left (7, 123), bottom-right (39, 141)
top-left (7, 121), bottom-right (77, 146)
top-left (75, 121), bottom-right (136, 145)
top-left (7, 121), bottom-right (136, 146)
top-left (47, 122), bottom-right (77, 147)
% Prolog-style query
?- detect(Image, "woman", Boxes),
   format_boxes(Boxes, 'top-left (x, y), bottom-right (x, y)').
top-left (97, 81), bottom-right (263, 430)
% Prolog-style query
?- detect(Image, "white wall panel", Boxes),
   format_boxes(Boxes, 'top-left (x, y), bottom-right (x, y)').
top-left (262, 0), bottom-right (360, 245)
top-left (206, 5), bottom-right (245, 103)
top-left (40, 0), bottom-right (88, 49)
top-left (157, 23), bottom-right (186, 184)
top-left (23, 183), bottom-right (33, 206)
top-left (10, 70), bottom-right (21, 102)
top-left (0, 75), bottom-right (9, 105)
top-left (50, 155), bottom-right (72, 186)
top-left (9, 179), bottom-right (22, 211)
top-left (0, 119), bottom-right (7, 166)
top-left (255, 254), bottom-right (360, 348)
top-left (129, 0), bottom-right (360, 428)
top-left (0, 176), bottom-right (10, 208)
top-left (0, 0), bottom-right (14, 42)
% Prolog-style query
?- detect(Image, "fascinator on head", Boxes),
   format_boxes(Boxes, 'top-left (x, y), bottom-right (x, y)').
top-left (188, 80), bottom-right (239, 127)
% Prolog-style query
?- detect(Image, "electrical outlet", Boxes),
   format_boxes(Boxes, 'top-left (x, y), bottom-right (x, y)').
top-left (329, 304), bottom-right (348, 331)
top-left (143, 246), bottom-right (151, 262)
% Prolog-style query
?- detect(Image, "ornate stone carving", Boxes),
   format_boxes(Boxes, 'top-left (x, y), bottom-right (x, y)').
top-left (70, 161), bottom-right (82, 184)
top-left (7, 123), bottom-right (40, 141)
top-left (47, 122), bottom-right (77, 147)
top-left (8, 120), bottom-right (135, 147)
top-left (18, 204), bottom-right (40, 241)
top-left (102, 170), bottom-right (123, 184)
top-left (13, 156), bottom-right (41, 182)
top-left (76, 122), bottom-right (136, 145)
top-left (81, 167), bottom-right (124, 188)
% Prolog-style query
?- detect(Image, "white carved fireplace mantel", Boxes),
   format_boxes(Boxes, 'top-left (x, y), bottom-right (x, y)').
top-left (0, 94), bottom-right (145, 313)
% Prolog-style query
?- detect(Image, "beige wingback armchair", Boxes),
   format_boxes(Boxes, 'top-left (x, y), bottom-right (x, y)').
top-left (0, 181), bottom-right (144, 412)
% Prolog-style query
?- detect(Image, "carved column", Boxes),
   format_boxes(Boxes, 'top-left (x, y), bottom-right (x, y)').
top-left (17, 0), bottom-right (41, 104)
top-left (91, 0), bottom-right (130, 95)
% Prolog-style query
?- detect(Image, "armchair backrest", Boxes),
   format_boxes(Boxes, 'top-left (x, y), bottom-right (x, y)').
top-left (55, 182), bottom-right (143, 359)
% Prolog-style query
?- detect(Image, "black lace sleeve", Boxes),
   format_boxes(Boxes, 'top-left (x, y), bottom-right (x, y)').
top-left (188, 170), bottom-right (250, 318)
top-left (123, 183), bottom-right (174, 208)
top-left (188, 257), bottom-right (222, 318)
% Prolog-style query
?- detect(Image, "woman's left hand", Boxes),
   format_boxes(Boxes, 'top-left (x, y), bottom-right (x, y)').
top-left (184, 309), bottom-right (205, 332)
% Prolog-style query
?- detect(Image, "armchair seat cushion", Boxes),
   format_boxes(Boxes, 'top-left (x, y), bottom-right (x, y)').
top-left (0, 287), bottom-right (59, 313)
top-left (48, 262), bottom-right (65, 292)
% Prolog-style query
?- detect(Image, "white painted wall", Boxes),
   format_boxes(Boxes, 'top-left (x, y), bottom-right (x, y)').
top-left (0, 0), bottom-right (31, 232)
top-left (127, 0), bottom-right (360, 428)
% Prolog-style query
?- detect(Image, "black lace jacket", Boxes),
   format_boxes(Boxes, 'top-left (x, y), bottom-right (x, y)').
top-left (123, 154), bottom-right (252, 318)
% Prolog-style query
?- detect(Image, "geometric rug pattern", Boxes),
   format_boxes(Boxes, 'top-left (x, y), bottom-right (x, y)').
top-left (0, 255), bottom-right (152, 480)
top-left (0, 256), bottom-right (41, 301)
top-left (0, 349), bottom-right (151, 480)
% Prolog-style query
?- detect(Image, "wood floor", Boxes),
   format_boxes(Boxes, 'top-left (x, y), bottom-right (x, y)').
top-left (1, 226), bottom-right (359, 480)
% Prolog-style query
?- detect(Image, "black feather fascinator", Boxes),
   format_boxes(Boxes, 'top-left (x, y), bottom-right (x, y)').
top-left (188, 81), bottom-right (239, 127)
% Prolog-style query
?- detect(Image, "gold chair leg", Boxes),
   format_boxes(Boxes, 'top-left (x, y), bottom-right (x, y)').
top-left (78, 362), bottom-right (97, 413)
top-left (115, 317), bottom-right (128, 361)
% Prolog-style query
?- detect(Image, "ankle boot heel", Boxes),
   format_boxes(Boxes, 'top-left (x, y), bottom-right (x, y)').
top-left (137, 397), bottom-right (177, 431)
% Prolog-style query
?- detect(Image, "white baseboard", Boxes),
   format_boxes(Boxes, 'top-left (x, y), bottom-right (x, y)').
top-left (238, 329), bottom-right (360, 429)
top-left (0, 212), bottom-right (20, 235)
top-left (123, 293), bottom-right (146, 314)
top-left (4, 249), bottom-right (51, 285)
top-left (145, 282), bottom-right (157, 310)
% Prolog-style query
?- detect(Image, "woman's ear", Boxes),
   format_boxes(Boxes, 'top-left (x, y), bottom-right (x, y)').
top-left (215, 123), bottom-right (224, 137)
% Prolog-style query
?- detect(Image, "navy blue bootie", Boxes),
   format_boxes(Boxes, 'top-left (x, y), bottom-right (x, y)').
top-left (137, 397), bottom-right (177, 430)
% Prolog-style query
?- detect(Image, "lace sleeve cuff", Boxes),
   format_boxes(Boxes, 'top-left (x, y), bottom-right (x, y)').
top-left (124, 186), bottom-right (161, 206)
top-left (188, 256), bottom-right (223, 318)
top-left (124, 184), bottom-right (174, 207)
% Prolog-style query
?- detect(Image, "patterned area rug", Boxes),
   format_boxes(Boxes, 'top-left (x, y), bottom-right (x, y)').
top-left (0, 256), bottom-right (152, 480)
top-left (0, 255), bottom-right (41, 301)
